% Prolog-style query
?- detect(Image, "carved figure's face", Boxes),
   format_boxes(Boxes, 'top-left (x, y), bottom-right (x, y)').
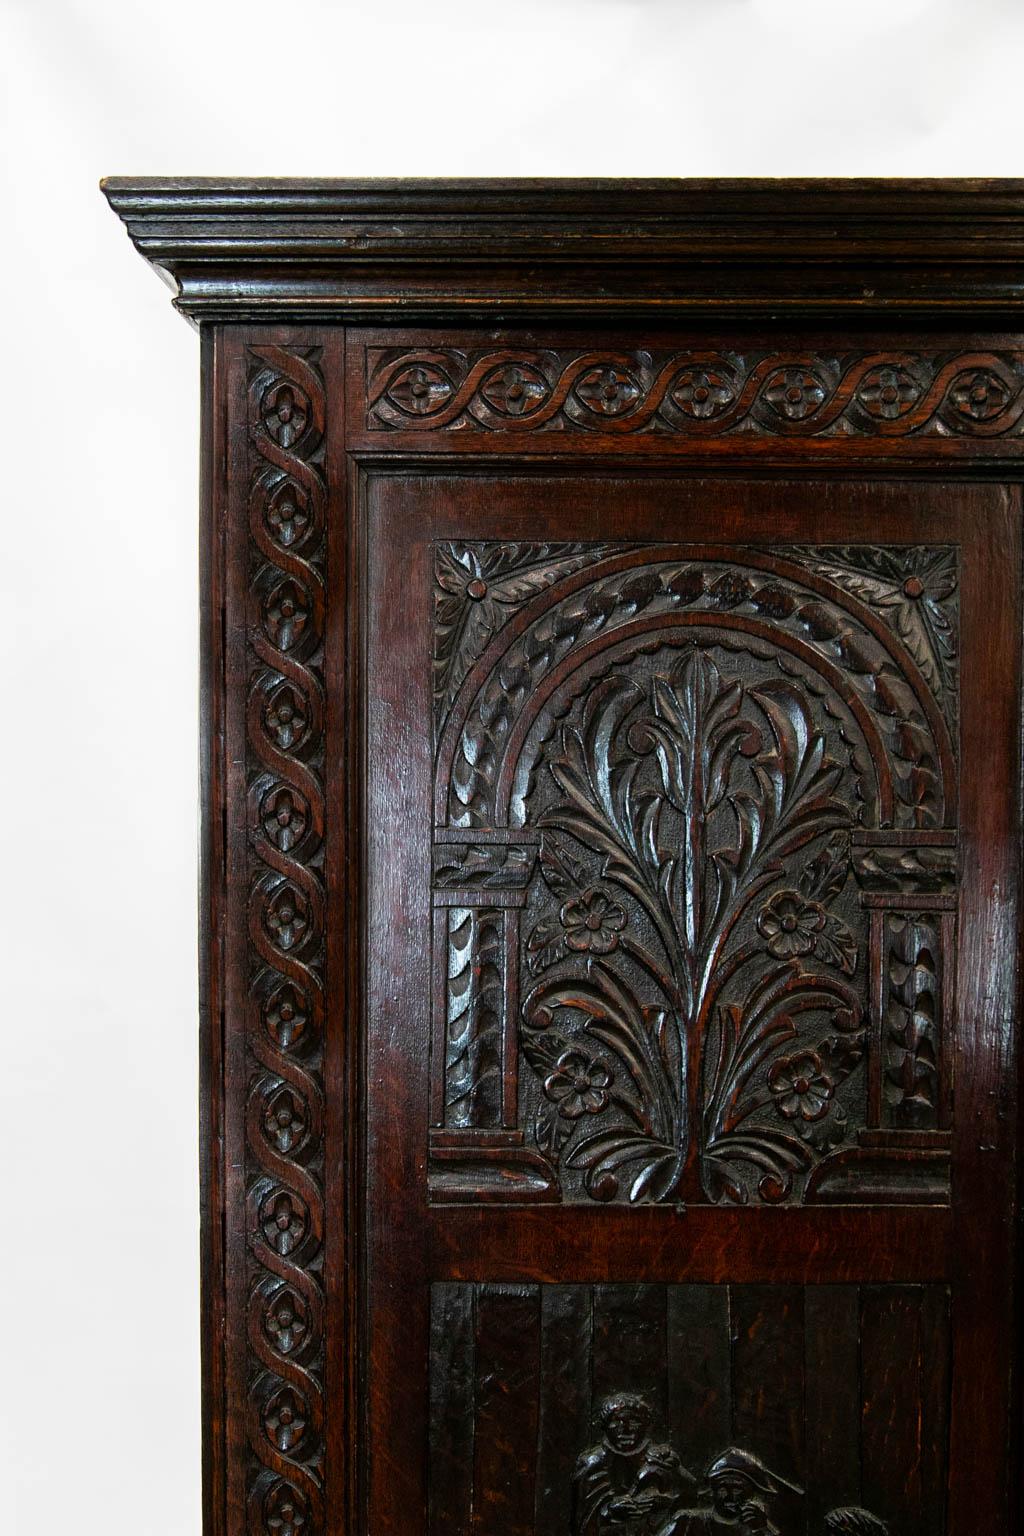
top-left (605, 1406), bottom-right (648, 1454)
top-left (711, 1473), bottom-right (755, 1519)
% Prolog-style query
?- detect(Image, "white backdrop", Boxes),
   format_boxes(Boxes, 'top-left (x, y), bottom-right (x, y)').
top-left (2, 1), bottom-right (1023, 1530)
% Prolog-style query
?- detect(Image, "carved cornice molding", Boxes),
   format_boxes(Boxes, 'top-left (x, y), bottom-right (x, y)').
top-left (101, 177), bottom-right (1024, 321)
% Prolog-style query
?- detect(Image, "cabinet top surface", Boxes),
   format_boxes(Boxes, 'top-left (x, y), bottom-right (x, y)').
top-left (101, 177), bottom-right (1024, 322)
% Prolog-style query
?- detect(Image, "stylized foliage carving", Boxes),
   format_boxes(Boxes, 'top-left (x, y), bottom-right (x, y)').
top-left (520, 650), bottom-right (865, 1204)
top-left (434, 541), bottom-right (616, 736)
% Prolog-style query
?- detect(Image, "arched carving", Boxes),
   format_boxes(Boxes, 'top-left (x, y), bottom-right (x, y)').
top-left (430, 542), bottom-right (958, 1207)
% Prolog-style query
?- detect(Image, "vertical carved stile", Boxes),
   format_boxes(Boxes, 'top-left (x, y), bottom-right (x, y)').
top-left (244, 346), bottom-right (327, 1536)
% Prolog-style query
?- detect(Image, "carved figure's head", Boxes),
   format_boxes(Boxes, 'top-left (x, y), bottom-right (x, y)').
top-left (598, 1393), bottom-right (652, 1455)
top-left (706, 1449), bottom-right (784, 1520)
top-left (824, 1510), bottom-right (889, 1536)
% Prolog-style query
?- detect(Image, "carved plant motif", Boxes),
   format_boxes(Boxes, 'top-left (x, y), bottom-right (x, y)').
top-left (948, 368), bottom-right (1010, 421)
top-left (264, 684), bottom-right (308, 752)
top-left (385, 363), bottom-right (454, 416)
top-left (479, 363), bottom-right (549, 416)
top-left (264, 1288), bottom-right (309, 1356)
top-left (264, 983), bottom-right (309, 1051)
top-left (264, 883), bottom-right (310, 952)
top-left (433, 541), bottom-right (614, 735)
top-left (575, 366), bottom-right (642, 415)
top-left (856, 364), bottom-right (921, 420)
top-left (544, 1050), bottom-right (614, 1119)
top-left (264, 1483), bottom-right (308, 1536)
top-left (792, 545), bottom-right (958, 718)
top-left (520, 649), bottom-right (865, 1204)
top-left (260, 1190), bottom-right (307, 1256)
top-left (762, 368), bottom-right (827, 421)
top-left (670, 366), bottom-right (735, 419)
top-left (265, 481), bottom-right (311, 548)
top-left (264, 1387), bottom-right (307, 1453)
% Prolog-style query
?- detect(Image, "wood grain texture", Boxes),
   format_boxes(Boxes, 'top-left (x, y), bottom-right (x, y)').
top-left (102, 181), bottom-right (1024, 1536)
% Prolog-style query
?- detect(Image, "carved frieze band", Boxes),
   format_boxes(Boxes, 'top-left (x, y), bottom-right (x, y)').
top-left (245, 345), bottom-right (327, 1536)
top-left (368, 348), bottom-right (1024, 436)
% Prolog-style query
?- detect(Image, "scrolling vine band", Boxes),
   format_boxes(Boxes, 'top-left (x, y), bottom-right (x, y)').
top-left (368, 348), bottom-right (1024, 436)
top-left (245, 346), bottom-right (327, 1536)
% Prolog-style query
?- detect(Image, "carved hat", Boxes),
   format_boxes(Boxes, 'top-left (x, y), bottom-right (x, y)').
top-left (824, 1510), bottom-right (889, 1536)
top-left (705, 1448), bottom-right (803, 1497)
top-left (599, 1392), bottom-right (652, 1426)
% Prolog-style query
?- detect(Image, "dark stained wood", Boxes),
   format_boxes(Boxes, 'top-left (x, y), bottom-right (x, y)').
top-left (103, 181), bottom-right (1023, 1536)
top-left (666, 1285), bottom-right (732, 1480)
top-left (803, 1286), bottom-right (862, 1529)
top-left (535, 1286), bottom-right (593, 1536)
top-left (471, 1285), bottom-right (541, 1536)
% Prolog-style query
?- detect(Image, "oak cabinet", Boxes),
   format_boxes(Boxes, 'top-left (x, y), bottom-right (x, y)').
top-left (104, 179), bottom-right (1024, 1536)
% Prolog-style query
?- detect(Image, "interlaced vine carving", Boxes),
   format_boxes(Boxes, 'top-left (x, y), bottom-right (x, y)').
top-left (245, 345), bottom-right (327, 1535)
top-left (369, 348), bottom-right (1024, 437)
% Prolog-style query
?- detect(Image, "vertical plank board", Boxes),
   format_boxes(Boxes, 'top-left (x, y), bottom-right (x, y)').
top-left (428, 1283), bottom-right (476, 1536)
top-left (535, 1286), bottom-right (593, 1536)
top-left (730, 1286), bottom-right (806, 1499)
top-left (666, 1285), bottom-right (731, 1484)
top-left (591, 1284), bottom-right (669, 1425)
top-left (472, 1283), bottom-right (541, 1536)
top-left (804, 1287), bottom-right (861, 1530)
top-left (860, 1286), bottom-right (923, 1536)
top-left (919, 1287), bottom-right (952, 1536)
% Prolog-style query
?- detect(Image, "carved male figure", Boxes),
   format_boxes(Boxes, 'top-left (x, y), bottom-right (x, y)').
top-left (655, 1447), bottom-right (799, 1536)
top-left (572, 1393), bottom-right (696, 1536)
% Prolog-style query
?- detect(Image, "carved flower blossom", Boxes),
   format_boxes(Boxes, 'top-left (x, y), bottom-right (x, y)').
top-left (260, 1191), bottom-right (306, 1255)
top-left (948, 368), bottom-right (1011, 422)
top-left (560, 887), bottom-right (627, 953)
top-left (264, 685), bottom-right (308, 752)
top-left (757, 891), bottom-right (826, 958)
top-left (265, 1485), bottom-right (307, 1536)
top-left (265, 983), bottom-right (309, 1050)
top-left (264, 1288), bottom-right (308, 1355)
top-left (264, 579), bottom-right (310, 652)
top-left (265, 884), bottom-right (309, 952)
top-left (263, 384), bottom-right (308, 448)
top-left (768, 1050), bottom-right (834, 1121)
top-left (670, 367), bottom-right (734, 420)
top-left (857, 364), bottom-right (920, 420)
top-left (575, 366), bottom-right (641, 416)
top-left (265, 1087), bottom-right (307, 1154)
top-left (387, 364), bottom-right (453, 416)
top-left (480, 363), bottom-right (549, 417)
top-left (264, 1387), bottom-right (307, 1453)
top-left (543, 1050), bottom-right (613, 1119)
top-left (763, 368), bottom-right (827, 421)
top-left (261, 786), bottom-right (308, 852)
top-left (266, 483), bottom-right (310, 547)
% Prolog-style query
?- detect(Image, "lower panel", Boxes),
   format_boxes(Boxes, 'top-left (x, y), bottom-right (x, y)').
top-left (428, 1282), bottom-right (950, 1536)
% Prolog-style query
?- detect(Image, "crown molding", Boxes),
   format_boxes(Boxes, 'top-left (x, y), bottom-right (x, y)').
top-left (101, 177), bottom-right (1024, 323)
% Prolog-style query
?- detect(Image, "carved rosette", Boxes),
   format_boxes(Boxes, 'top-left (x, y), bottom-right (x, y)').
top-left (368, 348), bottom-right (1024, 437)
top-left (245, 346), bottom-right (327, 1534)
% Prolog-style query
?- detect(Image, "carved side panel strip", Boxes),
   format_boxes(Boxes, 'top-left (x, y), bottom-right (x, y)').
top-left (244, 346), bottom-right (327, 1536)
top-left (428, 1282), bottom-right (951, 1536)
top-left (368, 348), bottom-right (1024, 437)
